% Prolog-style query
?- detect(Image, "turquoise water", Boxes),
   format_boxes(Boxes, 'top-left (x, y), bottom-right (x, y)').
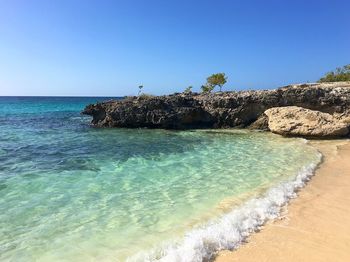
top-left (0, 97), bottom-right (320, 261)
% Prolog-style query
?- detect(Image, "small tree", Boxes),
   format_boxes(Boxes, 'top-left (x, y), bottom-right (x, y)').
top-left (201, 84), bottom-right (214, 93)
top-left (138, 85), bottom-right (143, 96)
top-left (206, 73), bottom-right (227, 92)
top-left (184, 86), bottom-right (193, 93)
top-left (318, 65), bottom-right (350, 82)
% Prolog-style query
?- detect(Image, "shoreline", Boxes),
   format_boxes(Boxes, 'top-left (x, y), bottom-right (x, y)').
top-left (130, 133), bottom-right (322, 261)
top-left (215, 139), bottom-right (350, 262)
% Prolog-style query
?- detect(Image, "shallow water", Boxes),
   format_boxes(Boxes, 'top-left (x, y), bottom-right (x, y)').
top-left (0, 97), bottom-right (320, 261)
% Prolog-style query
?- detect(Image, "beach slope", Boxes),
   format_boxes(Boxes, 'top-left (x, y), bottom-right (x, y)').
top-left (216, 140), bottom-right (350, 262)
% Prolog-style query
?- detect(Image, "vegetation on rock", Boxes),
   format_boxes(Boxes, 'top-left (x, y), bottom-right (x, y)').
top-left (318, 64), bottom-right (350, 82)
top-left (83, 82), bottom-right (350, 133)
top-left (206, 73), bottom-right (227, 92)
top-left (184, 86), bottom-right (193, 94)
top-left (201, 84), bottom-right (214, 93)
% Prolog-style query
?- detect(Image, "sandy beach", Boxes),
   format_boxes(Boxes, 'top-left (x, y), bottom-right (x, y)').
top-left (216, 139), bottom-right (350, 262)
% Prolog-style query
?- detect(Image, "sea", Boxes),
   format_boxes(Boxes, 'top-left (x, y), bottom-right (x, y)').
top-left (0, 97), bottom-right (321, 261)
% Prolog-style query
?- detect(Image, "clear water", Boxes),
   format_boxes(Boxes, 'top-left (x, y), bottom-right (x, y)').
top-left (0, 97), bottom-right (320, 261)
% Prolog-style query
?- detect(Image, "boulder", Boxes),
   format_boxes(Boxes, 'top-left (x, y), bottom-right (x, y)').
top-left (264, 106), bottom-right (349, 137)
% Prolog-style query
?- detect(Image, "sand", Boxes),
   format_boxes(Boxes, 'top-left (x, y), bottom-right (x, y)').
top-left (215, 139), bottom-right (350, 262)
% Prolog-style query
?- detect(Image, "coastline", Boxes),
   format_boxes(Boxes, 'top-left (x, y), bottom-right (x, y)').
top-left (129, 132), bottom-right (322, 261)
top-left (215, 139), bottom-right (350, 262)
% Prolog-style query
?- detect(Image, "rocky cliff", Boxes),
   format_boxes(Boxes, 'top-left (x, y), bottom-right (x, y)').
top-left (82, 82), bottom-right (350, 134)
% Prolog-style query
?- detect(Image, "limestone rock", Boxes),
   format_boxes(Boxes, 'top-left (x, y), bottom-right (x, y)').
top-left (82, 82), bottom-right (350, 130)
top-left (248, 114), bottom-right (269, 130)
top-left (264, 106), bottom-right (349, 137)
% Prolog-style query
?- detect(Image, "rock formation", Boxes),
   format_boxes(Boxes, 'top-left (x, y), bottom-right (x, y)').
top-left (264, 106), bottom-right (349, 137)
top-left (82, 82), bottom-right (350, 137)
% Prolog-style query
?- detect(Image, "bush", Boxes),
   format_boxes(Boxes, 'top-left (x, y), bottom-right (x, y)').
top-left (201, 84), bottom-right (214, 93)
top-left (184, 86), bottom-right (193, 93)
top-left (206, 73), bottom-right (227, 92)
top-left (318, 64), bottom-right (350, 82)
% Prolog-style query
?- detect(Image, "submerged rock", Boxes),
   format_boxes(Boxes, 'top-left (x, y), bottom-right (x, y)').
top-left (82, 82), bottom-right (350, 135)
top-left (265, 106), bottom-right (349, 137)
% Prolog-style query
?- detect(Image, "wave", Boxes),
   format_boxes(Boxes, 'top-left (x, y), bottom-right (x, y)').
top-left (128, 151), bottom-right (322, 262)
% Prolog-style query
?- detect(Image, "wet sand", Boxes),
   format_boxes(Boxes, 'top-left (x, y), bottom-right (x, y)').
top-left (215, 139), bottom-right (350, 262)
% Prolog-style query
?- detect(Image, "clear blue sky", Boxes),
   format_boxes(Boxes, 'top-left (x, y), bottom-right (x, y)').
top-left (0, 0), bottom-right (349, 96)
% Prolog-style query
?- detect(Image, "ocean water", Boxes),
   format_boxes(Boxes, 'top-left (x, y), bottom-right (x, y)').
top-left (0, 97), bottom-right (321, 261)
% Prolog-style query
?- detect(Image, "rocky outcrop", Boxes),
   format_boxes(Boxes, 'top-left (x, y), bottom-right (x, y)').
top-left (82, 82), bottom-right (350, 133)
top-left (264, 106), bottom-right (349, 137)
top-left (83, 95), bottom-right (215, 129)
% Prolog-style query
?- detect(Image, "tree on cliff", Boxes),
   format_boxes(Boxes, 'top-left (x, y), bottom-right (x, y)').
top-left (206, 73), bottom-right (227, 92)
top-left (318, 64), bottom-right (350, 82)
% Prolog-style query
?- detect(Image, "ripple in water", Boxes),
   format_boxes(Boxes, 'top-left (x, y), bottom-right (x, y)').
top-left (0, 97), bottom-right (320, 261)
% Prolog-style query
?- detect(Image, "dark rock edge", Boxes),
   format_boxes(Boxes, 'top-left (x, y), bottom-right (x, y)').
top-left (82, 82), bottom-right (350, 137)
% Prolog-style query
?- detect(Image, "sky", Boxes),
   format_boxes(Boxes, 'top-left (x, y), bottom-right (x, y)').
top-left (0, 0), bottom-right (349, 96)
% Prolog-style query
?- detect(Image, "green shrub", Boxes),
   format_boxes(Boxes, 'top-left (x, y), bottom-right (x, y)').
top-left (206, 73), bottom-right (227, 92)
top-left (318, 64), bottom-right (350, 82)
top-left (184, 86), bottom-right (193, 93)
top-left (201, 84), bottom-right (214, 93)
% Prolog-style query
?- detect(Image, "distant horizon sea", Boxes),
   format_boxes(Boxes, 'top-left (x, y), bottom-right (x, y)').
top-left (0, 96), bottom-right (321, 261)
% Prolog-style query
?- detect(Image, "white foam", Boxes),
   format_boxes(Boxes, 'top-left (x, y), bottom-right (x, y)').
top-left (128, 152), bottom-right (322, 262)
